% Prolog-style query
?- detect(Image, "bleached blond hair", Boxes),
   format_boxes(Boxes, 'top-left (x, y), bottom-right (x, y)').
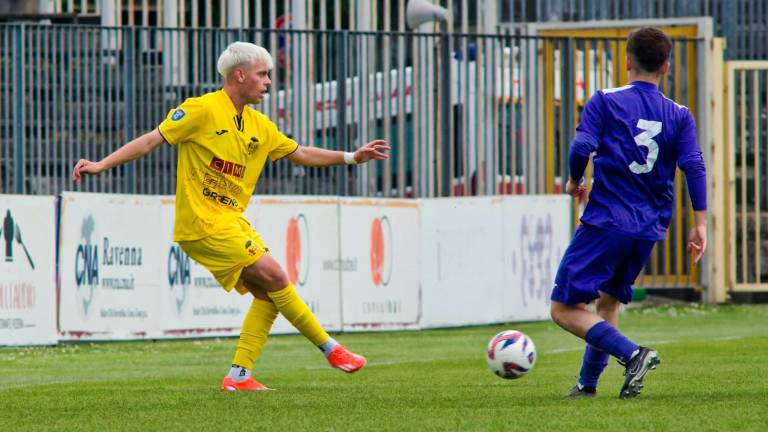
top-left (216, 42), bottom-right (274, 79)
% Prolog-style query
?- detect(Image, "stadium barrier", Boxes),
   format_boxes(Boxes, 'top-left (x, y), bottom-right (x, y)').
top-left (419, 195), bottom-right (570, 328)
top-left (248, 196), bottom-right (345, 334)
top-left (0, 195), bottom-right (57, 345)
top-left (1, 192), bottom-right (570, 345)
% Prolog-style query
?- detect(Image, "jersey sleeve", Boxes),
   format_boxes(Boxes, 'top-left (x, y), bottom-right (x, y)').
top-left (569, 92), bottom-right (605, 180)
top-left (676, 110), bottom-right (707, 211)
top-left (265, 117), bottom-right (299, 161)
top-left (158, 97), bottom-right (210, 146)
top-left (573, 91), bottom-right (605, 155)
top-left (676, 109), bottom-right (700, 159)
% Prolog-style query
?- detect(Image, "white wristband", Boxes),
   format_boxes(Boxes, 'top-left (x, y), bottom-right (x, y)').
top-left (343, 151), bottom-right (357, 165)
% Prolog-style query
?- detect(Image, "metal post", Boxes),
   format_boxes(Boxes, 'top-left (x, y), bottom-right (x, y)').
top-left (123, 27), bottom-right (136, 193)
top-left (721, 0), bottom-right (737, 60)
top-left (706, 38), bottom-right (728, 303)
top-left (439, 26), bottom-right (452, 197)
top-left (14, 24), bottom-right (25, 194)
top-left (336, 30), bottom-right (348, 196)
top-left (561, 37), bottom-right (575, 192)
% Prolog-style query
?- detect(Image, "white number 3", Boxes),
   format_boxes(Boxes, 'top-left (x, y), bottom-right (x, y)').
top-left (629, 119), bottom-right (662, 174)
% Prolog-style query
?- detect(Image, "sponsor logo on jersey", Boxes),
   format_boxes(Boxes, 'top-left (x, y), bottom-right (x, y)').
top-left (202, 188), bottom-right (239, 207)
top-left (209, 157), bottom-right (246, 178)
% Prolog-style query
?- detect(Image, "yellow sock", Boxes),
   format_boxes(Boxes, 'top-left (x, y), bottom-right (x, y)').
top-left (232, 298), bottom-right (279, 370)
top-left (267, 283), bottom-right (330, 346)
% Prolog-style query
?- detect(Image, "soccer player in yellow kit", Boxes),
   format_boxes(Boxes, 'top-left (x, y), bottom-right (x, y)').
top-left (72, 42), bottom-right (389, 391)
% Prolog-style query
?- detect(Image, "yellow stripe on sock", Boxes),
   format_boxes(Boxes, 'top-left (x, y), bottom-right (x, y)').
top-left (267, 283), bottom-right (330, 346)
top-left (232, 298), bottom-right (278, 370)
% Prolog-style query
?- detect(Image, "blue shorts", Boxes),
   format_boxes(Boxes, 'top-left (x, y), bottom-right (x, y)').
top-left (550, 224), bottom-right (656, 305)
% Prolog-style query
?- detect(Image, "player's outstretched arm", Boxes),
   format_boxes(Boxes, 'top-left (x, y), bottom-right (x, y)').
top-left (72, 128), bottom-right (165, 183)
top-left (286, 139), bottom-right (390, 167)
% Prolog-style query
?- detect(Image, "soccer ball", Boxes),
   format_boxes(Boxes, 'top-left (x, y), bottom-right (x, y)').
top-left (486, 330), bottom-right (537, 379)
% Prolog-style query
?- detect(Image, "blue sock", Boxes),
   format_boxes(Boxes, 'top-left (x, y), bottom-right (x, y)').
top-left (578, 344), bottom-right (609, 389)
top-left (584, 321), bottom-right (639, 364)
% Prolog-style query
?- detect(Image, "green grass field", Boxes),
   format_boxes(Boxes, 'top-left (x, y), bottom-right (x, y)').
top-left (1, 304), bottom-right (766, 431)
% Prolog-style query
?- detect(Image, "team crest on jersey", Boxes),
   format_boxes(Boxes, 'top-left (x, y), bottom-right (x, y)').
top-left (247, 137), bottom-right (259, 156)
top-left (171, 109), bottom-right (186, 121)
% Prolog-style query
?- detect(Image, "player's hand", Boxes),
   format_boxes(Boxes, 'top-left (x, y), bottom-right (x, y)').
top-left (353, 140), bottom-right (390, 163)
top-left (565, 178), bottom-right (586, 202)
top-left (687, 224), bottom-right (707, 264)
top-left (72, 159), bottom-right (104, 183)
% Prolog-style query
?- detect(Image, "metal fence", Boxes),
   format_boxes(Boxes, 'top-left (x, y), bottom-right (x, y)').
top-left (0, 23), bottom-right (712, 290)
top-left (37, 1), bottom-right (767, 61)
top-left (504, 0), bottom-right (766, 60)
top-left (0, 23), bottom-right (702, 198)
top-left (727, 62), bottom-right (768, 291)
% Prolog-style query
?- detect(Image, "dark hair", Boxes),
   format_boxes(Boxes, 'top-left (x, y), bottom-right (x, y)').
top-left (626, 27), bottom-right (672, 73)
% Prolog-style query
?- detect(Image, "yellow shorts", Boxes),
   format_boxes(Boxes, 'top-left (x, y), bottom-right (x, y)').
top-left (178, 217), bottom-right (268, 295)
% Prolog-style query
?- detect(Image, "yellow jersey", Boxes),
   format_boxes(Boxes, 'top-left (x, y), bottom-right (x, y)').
top-left (158, 90), bottom-right (298, 241)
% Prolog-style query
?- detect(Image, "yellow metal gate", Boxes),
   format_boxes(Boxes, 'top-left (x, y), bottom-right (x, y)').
top-left (727, 61), bottom-right (768, 293)
top-left (537, 23), bottom-right (701, 290)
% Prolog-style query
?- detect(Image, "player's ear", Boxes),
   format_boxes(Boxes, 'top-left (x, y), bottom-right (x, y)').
top-left (232, 68), bottom-right (245, 84)
top-left (660, 61), bottom-right (670, 76)
top-left (626, 55), bottom-right (633, 72)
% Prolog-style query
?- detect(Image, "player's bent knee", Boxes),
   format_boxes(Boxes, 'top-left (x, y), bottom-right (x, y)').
top-left (550, 302), bottom-right (565, 324)
top-left (243, 280), bottom-right (272, 302)
top-left (265, 270), bottom-right (289, 291)
top-left (243, 258), bottom-right (289, 291)
top-left (549, 309), bottom-right (559, 324)
top-left (550, 301), bottom-right (585, 328)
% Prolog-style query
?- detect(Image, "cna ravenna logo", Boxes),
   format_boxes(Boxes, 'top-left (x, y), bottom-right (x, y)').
top-left (74, 215), bottom-right (99, 315)
top-left (285, 214), bottom-right (309, 286)
top-left (167, 245), bottom-right (190, 314)
top-left (370, 216), bottom-right (393, 286)
top-left (1, 208), bottom-right (36, 269)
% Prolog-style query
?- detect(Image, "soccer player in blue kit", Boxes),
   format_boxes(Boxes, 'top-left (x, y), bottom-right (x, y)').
top-left (549, 27), bottom-right (708, 399)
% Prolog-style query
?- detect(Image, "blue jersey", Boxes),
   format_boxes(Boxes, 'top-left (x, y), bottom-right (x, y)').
top-left (572, 81), bottom-right (705, 241)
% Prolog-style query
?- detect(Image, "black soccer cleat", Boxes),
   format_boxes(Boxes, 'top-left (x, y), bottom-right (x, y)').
top-left (566, 384), bottom-right (597, 398)
top-left (619, 346), bottom-right (660, 399)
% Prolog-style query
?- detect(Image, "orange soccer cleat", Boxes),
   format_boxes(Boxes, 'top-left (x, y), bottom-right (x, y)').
top-left (326, 344), bottom-right (367, 373)
top-left (221, 376), bottom-right (273, 392)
